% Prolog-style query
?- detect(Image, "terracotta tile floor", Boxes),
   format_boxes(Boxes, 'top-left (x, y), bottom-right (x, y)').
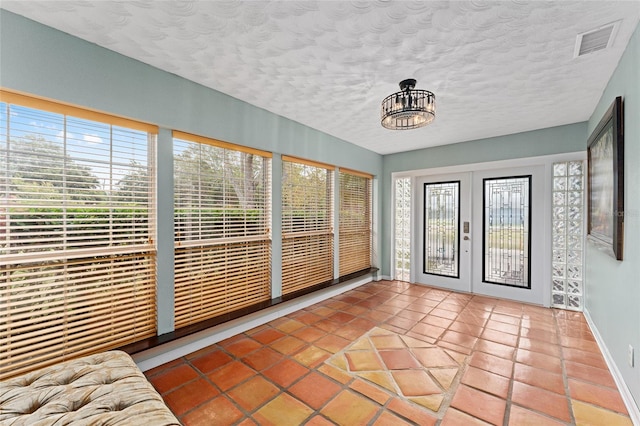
top-left (145, 280), bottom-right (633, 425)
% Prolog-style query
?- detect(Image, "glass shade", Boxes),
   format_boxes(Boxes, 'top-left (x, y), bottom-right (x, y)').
top-left (381, 82), bottom-right (435, 130)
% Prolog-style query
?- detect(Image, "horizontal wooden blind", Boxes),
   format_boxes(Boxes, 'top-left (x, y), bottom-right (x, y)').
top-left (174, 241), bottom-right (271, 326)
top-left (282, 233), bottom-right (334, 294)
top-left (339, 170), bottom-right (372, 276)
top-left (1, 254), bottom-right (156, 379)
top-left (282, 158), bottom-right (333, 295)
top-left (0, 96), bottom-right (156, 379)
top-left (0, 90), bottom-right (158, 134)
top-left (173, 134), bottom-right (271, 327)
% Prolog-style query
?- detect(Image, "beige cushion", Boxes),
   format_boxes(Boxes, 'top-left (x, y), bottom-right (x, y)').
top-left (0, 351), bottom-right (180, 425)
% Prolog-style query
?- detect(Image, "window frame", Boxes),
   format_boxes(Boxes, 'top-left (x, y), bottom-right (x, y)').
top-left (0, 90), bottom-right (158, 379)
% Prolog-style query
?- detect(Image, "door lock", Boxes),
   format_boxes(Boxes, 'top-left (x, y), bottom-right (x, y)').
top-left (463, 221), bottom-right (469, 233)
top-left (463, 236), bottom-right (470, 241)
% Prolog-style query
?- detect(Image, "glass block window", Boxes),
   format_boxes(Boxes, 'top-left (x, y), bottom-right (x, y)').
top-left (552, 161), bottom-right (585, 310)
top-left (394, 177), bottom-right (411, 281)
top-left (423, 181), bottom-right (460, 277)
top-left (483, 176), bottom-right (531, 288)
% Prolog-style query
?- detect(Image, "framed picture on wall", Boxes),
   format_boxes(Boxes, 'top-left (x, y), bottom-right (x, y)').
top-left (587, 96), bottom-right (624, 260)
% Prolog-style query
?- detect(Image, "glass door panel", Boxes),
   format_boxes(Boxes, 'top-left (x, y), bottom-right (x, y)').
top-left (414, 166), bottom-right (545, 306)
top-left (472, 166), bottom-right (545, 305)
top-left (424, 181), bottom-right (460, 278)
top-left (416, 173), bottom-right (471, 293)
top-left (483, 176), bottom-right (531, 288)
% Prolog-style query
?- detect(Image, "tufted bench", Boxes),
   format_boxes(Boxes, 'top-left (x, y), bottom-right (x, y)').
top-left (0, 350), bottom-right (180, 425)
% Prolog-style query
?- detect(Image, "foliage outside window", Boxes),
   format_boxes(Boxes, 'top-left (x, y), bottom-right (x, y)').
top-left (281, 157), bottom-right (334, 295)
top-left (0, 92), bottom-right (374, 380)
top-left (173, 132), bottom-right (271, 327)
top-left (0, 92), bottom-right (157, 380)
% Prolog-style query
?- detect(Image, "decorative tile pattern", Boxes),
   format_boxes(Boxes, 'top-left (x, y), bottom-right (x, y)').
top-left (143, 280), bottom-right (633, 425)
top-left (327, 327), bottom-right (463, 414)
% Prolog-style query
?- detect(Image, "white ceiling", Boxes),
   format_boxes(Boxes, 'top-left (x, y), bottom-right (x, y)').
top-left (2, 1), bottom-right (639, 155)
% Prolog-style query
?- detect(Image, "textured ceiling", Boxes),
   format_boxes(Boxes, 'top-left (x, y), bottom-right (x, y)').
top-left (2, 1), bottom-right (639, 154)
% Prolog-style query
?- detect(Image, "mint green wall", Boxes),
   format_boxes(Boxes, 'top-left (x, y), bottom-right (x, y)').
top-left (0, 10), bottom-right (381, 173)
top-left (0, 10), bottom-right (382, 335)
top-left (585, 22), bottom-right (640, 406)
top-left (380, 122), bottom-right (587, 278)
top-left (3, 12), bottom-right (639, 408)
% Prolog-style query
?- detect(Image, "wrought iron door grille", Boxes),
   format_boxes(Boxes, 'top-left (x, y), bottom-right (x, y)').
top-left (423, 181), bottom-right (460, 278)
top-left (483, 176), bottom-right (532, 288)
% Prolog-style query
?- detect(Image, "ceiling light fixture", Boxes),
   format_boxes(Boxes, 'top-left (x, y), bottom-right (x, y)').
top-left (381, 79), bottom-right (435, 130)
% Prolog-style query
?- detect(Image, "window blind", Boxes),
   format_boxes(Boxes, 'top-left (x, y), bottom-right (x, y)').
top-left (281, 157), bottom-right (334, 295)
top-left (339, 169), bottom-right (372, 276)
top-left (0, 92), bottom-right (157, 379)
top-left (173, 132), bottom-right (271, 328)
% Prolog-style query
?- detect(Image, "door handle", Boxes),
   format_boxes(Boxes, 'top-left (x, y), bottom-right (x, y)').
top-left (463, 236), bottom-right (470, 241)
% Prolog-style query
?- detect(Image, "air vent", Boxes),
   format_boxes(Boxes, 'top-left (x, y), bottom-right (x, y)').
top-left (574, 21), bottom-right (620, 58)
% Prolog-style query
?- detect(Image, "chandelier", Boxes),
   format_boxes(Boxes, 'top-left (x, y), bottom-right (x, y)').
top-left (381, 79), bottom-right (435, 130)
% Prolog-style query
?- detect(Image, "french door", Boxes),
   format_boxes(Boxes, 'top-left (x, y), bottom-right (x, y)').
top-left (415, 166), bottom-right (546, 305)
top-left (415, 173), bottom-right (472, 293)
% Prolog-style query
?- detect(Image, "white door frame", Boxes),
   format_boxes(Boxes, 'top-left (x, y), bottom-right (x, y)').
top-left (471, 165), bottom-right (545, 305)
top-left (414, 173), bottom-right (472, 293)
top-left (393, 152), bottom-right (586, 308)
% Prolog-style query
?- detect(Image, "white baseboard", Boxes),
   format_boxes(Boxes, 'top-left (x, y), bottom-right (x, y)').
top-left (583, 308), bottom-right (640, 425)
top-left (133, 276), bottom-right (372, 372)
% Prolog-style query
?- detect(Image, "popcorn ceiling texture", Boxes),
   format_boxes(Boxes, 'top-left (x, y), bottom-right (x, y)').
top-left (2, 1), bottom-right (639, 154)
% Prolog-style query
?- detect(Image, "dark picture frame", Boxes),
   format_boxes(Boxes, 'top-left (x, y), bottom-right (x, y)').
top-left (587, 96), bottom-right (624, 260)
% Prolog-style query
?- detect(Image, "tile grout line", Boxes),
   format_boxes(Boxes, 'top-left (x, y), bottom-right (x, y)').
top-left (556, 310), bottom-right (579, 426)
top-left (501, 305), bottom-right (519, 426)
top-left (144, 280), bottom-right (633, 425)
